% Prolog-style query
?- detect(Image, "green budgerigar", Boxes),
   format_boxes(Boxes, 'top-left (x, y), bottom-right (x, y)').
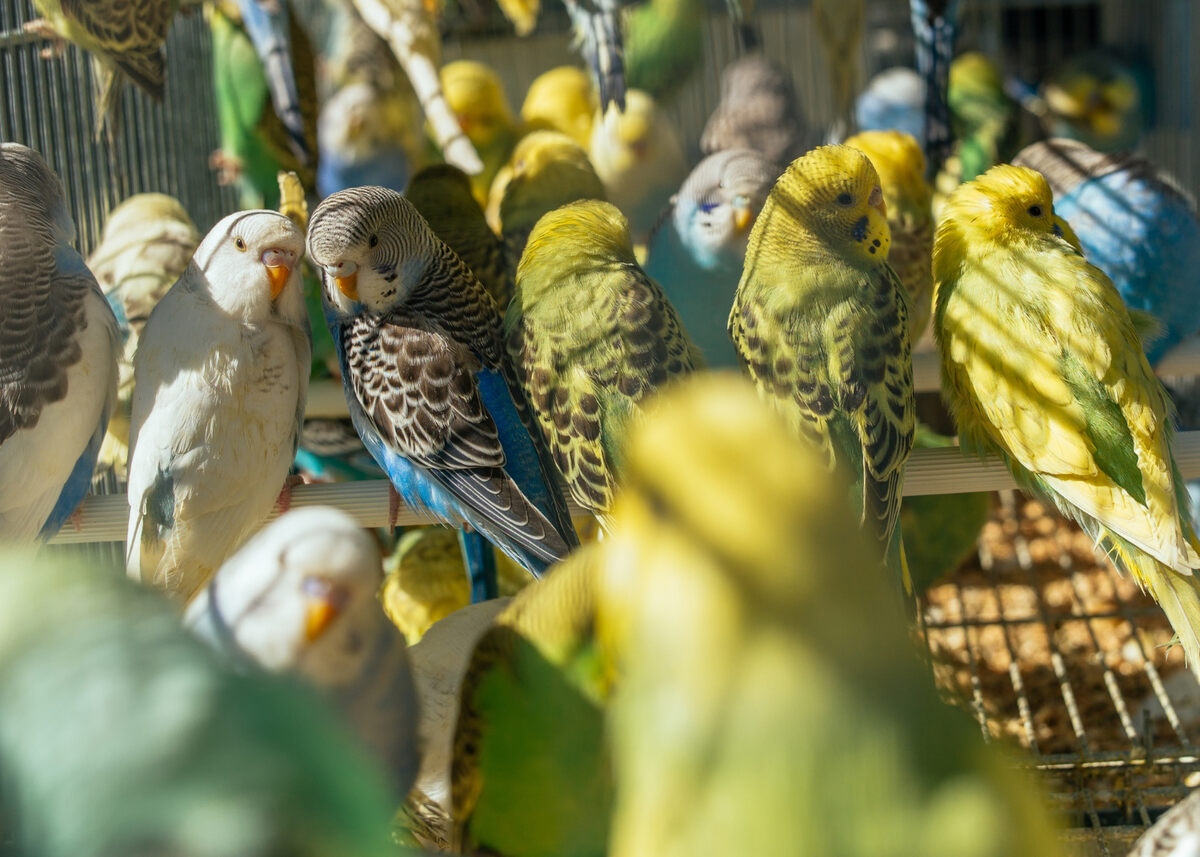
top-left (505, 199), bottom-right (702, 526)
top-left (0, 551), bottom-right (402, 857)
top-left (597, 374), bottom-right (1064, 857)
top-left (450, 542), bottom-right (613, 857)
top-left (729, 144), bottom-right (915, 580)
top-left (407, 163), bottom-right (514, 310)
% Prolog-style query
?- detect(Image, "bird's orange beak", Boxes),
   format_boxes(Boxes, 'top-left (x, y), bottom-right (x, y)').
top-left (261, 248), bottom-right (295, 300)
top-left (336, 272), bottom-right (358, 301)
top-left (303, 577), bottom-right (350, 642)
top-left (868, 185), bottom-right (887, 218)
top-left (733, 204), bottom-right (754, 233)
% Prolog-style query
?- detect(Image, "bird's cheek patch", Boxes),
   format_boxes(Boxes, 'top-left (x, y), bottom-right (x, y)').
top-left (851, 216), bottom-right (870, 243)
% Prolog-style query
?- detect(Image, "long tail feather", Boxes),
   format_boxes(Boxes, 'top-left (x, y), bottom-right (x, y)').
top-left (237, 0), bottom-right (311, 166)
top-left (458, 530), bottom-right (499, 602)
top-left (909, 0), bottom-right (960, 178)
top-left (563, 0), bottom-right (625, 113)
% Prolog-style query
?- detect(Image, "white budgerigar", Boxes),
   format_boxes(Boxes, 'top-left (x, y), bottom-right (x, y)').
top-left (185, 506), bottom-right (420, 796)
top-left (126, 210), bottom-right (311, 604)
top-left (0, 143), bottom-right (119, 543)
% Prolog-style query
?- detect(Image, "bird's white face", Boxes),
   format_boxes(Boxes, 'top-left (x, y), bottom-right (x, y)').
top-left (307, 188), bottom-right (431, 316)
top-left (676, 151), bottom-right (777, 271)
top-left (194, 210), bottom-right (305, 324)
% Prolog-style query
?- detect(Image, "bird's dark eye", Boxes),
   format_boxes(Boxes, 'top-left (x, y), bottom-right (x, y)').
top-left (1028, 204), bottom-right (1044, 217)
top-left (368, 234), bottom-right (379, 248)
top-left (836, 192), bottom-right (854, 206)
top-left (234, 237), bottom-right (247, 251)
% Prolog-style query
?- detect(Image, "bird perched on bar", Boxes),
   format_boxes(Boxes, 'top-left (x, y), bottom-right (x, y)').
top-left (89, 193), bottom-right (200, 478)
top-left (644, 148), bottom-right (778, 368)
top-left (185, 507), bottom-right (421, 798)
top-left (598, 374), bottom-right (1062, 857)
top-left (407, 164), bottom-right (513, 310)
top-left (0, 550), bottom-right (402, 857)
top-left (934, 164), bottom-right (1200, 680)
top-left (496, 130), bottom-right (607, 274)
top-left (307, 186), bottom-right (579, 591)
top-left (700, 54), bottom-right (810, 167)
top-left (25, 0), bottom-right (175, 137)
top-left (730, 144), bottom-right (915, 581)
top-left (438, 61), bottom-right (520, 209)
top-left (844, 130), bottom-right (935, 342)
top-left (505, 199), bottom-right (702, 527)
top-left (589, 89), bottom-right (687, 239)
top-left (126, 209), bottom-right (310, 603)
top-left (519, 65), bottom-right (596, 149)
top-left (0, 144), bottom-right (119, 543)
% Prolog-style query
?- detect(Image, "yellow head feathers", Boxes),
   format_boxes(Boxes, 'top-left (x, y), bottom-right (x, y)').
top-left (757, 144), bottom-right (891, 262)
top-left (520, 66), bottom-right (596, 148)
top-left (498, 131), bottom-right (606, 232)
top-left (518, 199), bottom-right (634, 282)
top-left (843, 130), bottom-right (931, 220)
top-left (936, 163), bottom-right (1081, 252)
top-left (441, 60), bottom-right (515, 147)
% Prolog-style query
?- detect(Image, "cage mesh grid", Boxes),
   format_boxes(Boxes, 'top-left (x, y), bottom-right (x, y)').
top-left (1, 0), bottom-right (1200, 852)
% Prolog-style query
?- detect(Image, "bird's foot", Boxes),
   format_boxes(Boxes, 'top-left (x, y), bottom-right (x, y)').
top-left (66, 503), bottom-right (84, 533)
top-left (388, 484), bottom-right (401, 530)
top-left (23, 20), bottom-right (66, 59)
top-left (208, 149), bottom-right (243, 186)
top-left (274, 473), bottom-right (307, 515)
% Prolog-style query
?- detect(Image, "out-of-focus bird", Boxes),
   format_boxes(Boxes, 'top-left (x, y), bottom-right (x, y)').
top-left (0, 550), bottom-right (401, 857)
top-left (317, 80), bottom-right (415, 197)
top-left (519, 65), bottom-right (596, 149)
top-left (947, 51), bottom-right (1018, 186)
top-left (597, 374), bottom-right (1063, 857)
top-left (589, 88), bottom-right (687, 239)
top-left (1012, 139), bottom-right (1200, 366)
top-left (406, 163), bottom-right (513, 310)
top-left (644, 148), bottom-right (778, 368)
top-left (496, 130), bottom-right (607, 273)
top-left (451, 542), bottom-right (613, 857)
top-left (25, 0), bottom-right (174, 137)
top-left (0, 144), bottom-right (119, 543)
top-left (908, 0), bottom-right (960, 177)
top-left (1126, 787), bottom-right (1200, 857)
top-left (855, 66), bottom-right (925, 143)
top-left (844, 129), bottom-right (934, 341)
top-left (308, 187), bottom-right (579, 590)
top-left (812, 0), bottom-right (864, 138)
top-left (1038, 51), bottom-right (1146, 153)
top-left (185, 506), bottom-right (420, 797)
top-left (700, 53), bottom-right (810, 166)
top-left (623, 0), bottom-right (703, 102)
top-left (730, 144), bottom-right (914, 579)
top-left (234, 0), bottom-right (311, 167)
top-left (348, 0), bottom-right (483, 177)
top-left (506, 199), bottom-right (701, 525)
top-left (126, 210), bottom-right (310, 603)
top-left (439, 60), bottom-right (520, 208)
top-left (89, 193), bottom-right (199, 477)
top-left (934, 164), bottom-right (1200, 679)
top-left (208, 0), bottom-right (318, 209)
top-left (407, 597), bottom-right (510, 812)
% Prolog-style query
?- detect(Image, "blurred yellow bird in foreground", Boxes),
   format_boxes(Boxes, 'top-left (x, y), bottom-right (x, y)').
top-left (520, 65), bottom-right (597, 149)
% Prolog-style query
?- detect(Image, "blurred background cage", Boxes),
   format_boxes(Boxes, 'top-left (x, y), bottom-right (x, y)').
top-left (2, 0), bottom-right (1200, 854)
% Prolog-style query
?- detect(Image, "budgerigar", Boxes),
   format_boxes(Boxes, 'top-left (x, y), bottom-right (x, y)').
top-left (597, 374), bottom-right (1063, 857)
top-left (1126, 788), bottom-right (1200, 857)
top-left (451, 542), bottom-right (612, 857)
top-left (209, 0), bottom-right (319, 209)
top-left (812, 0), bottom-right (864, 137)
top-left (948, 52), bottom-right (1018, 185)
top-left (1012, 139), bottom-right (1200, 366)
top-left (407, 163), bottom-right (513, 310)
top-left (519, 65), bottom-right (596, 149)
top-left (0, 144), bottom-right (119, 543)
top-left (185, 506), bottom-right (420, 797)
top-left (26, 0), bottom-right (175, 136)
top-left (844, 130), bottom-right (935, 341)
top-left (439, 60), bottom-right (520, 208)
top-left (89, 193), bottom-right (200, 477)
top-left (644, 148), bottom-right (778, 368)
top-left (934, 164), bottom-right (1200, 679)
top-left (1038, 51), bottom-right (1146, 153)
top-left (730, 144), bottom-right (915, 579)
top-left (623, 0), bottom-right (703, 101)
top-left (909, 0), bottom-right (959, 177)
top-left (700, 53), bottom-right (810, 166)
top-left (317, 80), bottom-right (415, 197)
top-left (126, 210), bottom-right (310, 603)
top-left (506, 200), bottom-right (701, 525)
top-left (235, 0), bottom-right (311, 166)
top-left (348, 0), bottom-right (483, 176)
top-left (307, 186), bottom-right (579, 587)
top-left (855, 66), bottom-right (925, 143)
top-left (0, 550), bottom-right (401, 857)
top-left (588, 89), bottom-right (687, 239)
top-left (496, 130), bottom-right (607, 274)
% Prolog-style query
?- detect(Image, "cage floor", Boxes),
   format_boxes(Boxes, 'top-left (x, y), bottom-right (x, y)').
top-left (919, 491), bottom-right (1200, 856)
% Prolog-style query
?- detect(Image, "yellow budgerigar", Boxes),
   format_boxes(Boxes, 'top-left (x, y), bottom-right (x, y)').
top-left (439, 60), bottom-right (520, 207)
top-left (934, 163), bottom-right (1200, 678)
top-left (520, 65), bottom-right (597, 149)
top-left (844, 129), bottom-right (934, 341)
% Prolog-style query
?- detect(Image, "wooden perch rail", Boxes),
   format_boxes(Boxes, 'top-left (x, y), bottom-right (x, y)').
top-left (47, 432), bottom-right (1200, 545)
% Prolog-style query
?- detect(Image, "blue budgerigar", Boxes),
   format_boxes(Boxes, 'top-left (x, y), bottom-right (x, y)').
top-left (645, 148), bottom-right (779, 368)
top-left (307, 187), bottom-right (579, 586)
top-left (0, 143), bottom-right (119, 543)
top-left (1012, 138), bottom-right (1200, 366)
